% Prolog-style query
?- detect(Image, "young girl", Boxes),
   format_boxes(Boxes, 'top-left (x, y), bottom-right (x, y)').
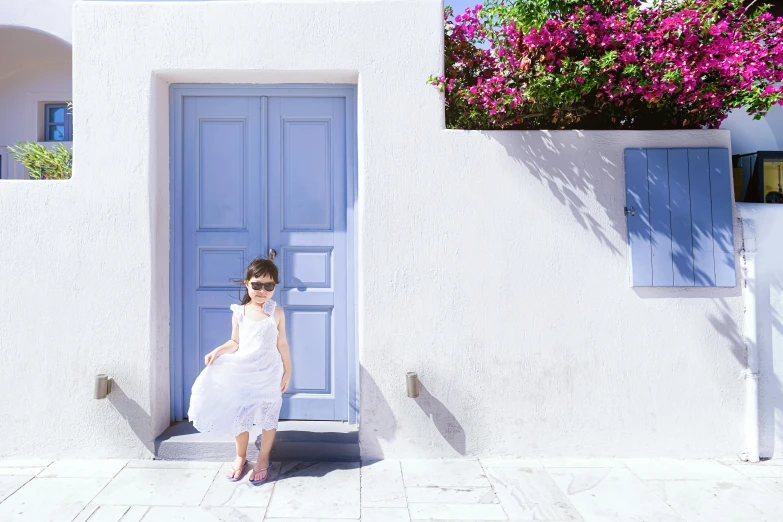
top-left (188, 258), bottom-right (292, 485)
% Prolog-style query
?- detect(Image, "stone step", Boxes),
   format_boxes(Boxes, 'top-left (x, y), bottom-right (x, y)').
top-left (154, 420), bottom-right (359, 462)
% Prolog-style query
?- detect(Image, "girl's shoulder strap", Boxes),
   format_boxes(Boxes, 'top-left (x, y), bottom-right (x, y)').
top-left (230, 304), bottom-right (243, 321)
top-left (263, 299), bottom-right (277, 322)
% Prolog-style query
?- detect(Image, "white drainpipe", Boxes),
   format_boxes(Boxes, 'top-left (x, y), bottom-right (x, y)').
top-left (741, 216), bottom-right (759, 463)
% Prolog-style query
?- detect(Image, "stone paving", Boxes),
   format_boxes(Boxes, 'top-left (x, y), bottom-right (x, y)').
top-left (1, 457), bottom-right (783, 521)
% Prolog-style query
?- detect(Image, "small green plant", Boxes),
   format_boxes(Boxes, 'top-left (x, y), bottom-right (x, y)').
top-left (8, 141), bottom-right (72, 180)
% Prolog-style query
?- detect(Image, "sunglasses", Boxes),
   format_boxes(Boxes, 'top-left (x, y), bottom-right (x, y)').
top-left (250, 282), bottom-right (276, 292)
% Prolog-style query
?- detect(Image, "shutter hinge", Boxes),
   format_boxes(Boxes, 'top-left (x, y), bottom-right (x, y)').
top-left (624, 206), bottom-right (636, 217)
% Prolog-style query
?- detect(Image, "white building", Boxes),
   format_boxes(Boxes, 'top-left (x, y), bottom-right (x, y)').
top-left (0, 0), bottom-right (76, 179)
top-left (0, 0), bottom-right (781, 462)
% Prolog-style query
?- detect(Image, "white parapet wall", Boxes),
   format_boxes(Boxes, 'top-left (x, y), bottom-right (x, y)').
top-left (0, 0), bottom-right (747, 458)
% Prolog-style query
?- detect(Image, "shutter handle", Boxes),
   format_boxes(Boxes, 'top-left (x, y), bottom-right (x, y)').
top-left (268, 248), bottom-right (277, 261)
top-left (624, 206), bottom-right (636, 217)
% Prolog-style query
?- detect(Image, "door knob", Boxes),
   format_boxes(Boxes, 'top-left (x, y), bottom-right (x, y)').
top-left (268, 248), bottom-right (277, 261)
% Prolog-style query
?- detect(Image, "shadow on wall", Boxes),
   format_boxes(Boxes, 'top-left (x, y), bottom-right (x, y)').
top-left (709, 298), bottom-right (749, 369)
top-left (488, 132), bottom-right (736, 292)
top-left (108, 381), bottom-right (155, 454)
top-left (360, 367), bottom-right (467, 457)
top-left (359, 367), bottom-right (397, 459)
top-left (488, 130), bottom-right (624, 256)
top-left (0, 25), bottom-right (72, 82)
top-left (415, 380), bottom-right (466, 455)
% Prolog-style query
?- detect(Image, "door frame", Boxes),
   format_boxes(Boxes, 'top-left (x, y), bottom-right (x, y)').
top-left (169, 84), bottom-right (359, 424)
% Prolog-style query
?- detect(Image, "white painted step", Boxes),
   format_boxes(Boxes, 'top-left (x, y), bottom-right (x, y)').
top-left (154, 420), bottom-right (359, 462)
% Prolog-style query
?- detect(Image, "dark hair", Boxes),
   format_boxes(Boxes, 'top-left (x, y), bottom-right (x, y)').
top-left (239, 257), bottom-right (279, 305)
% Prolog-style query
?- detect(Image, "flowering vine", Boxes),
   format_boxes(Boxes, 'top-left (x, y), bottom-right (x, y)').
top-left (430, 0), bottom-right (783, 129)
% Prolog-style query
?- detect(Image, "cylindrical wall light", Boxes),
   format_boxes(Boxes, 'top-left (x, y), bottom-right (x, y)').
top-left (406, 372), bottom-right (419, 398)
top-left (94, 374), bottom-right (113, 400)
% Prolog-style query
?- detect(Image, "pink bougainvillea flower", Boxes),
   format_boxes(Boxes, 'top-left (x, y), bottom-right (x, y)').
top-left (431, 0), bottom-right (783, 130)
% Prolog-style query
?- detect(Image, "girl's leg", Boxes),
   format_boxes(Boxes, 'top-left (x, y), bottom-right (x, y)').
top-left (230, 431), bottom-right (250, 479)
top-left (250, 429), bottom-right (277, 481)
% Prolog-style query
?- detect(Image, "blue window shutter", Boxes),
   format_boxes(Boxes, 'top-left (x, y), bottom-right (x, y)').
top-left (687, 149), bottom-right (716, 286)
top-left (709, 148), bottom-right (736, 287)
top-left (668, 149), bottom-right (695, 286)
top-left (647, 149), bottom-right (674, 286)
top-left (625, 147), bottom-right (735, 288)
top-left (625, 149), bottom-right (652, 286)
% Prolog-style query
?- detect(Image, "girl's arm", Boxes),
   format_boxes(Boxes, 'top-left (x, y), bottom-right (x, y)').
top-left (205, 314), bottom-right (240, 365)
top-left (276, 307), bottom-right (293, 392)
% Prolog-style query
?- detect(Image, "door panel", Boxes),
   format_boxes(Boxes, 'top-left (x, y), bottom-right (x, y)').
top-left (268, 97), bottom-right (349, 421)
top-left (182, 96), bottom-right (263, 415)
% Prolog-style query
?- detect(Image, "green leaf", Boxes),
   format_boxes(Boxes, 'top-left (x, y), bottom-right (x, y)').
top-left (8, 141), bottom-right (73, 180)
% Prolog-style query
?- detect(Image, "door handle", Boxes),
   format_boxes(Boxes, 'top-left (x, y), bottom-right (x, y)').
top-left (268, 248), bottom-right (277, 261)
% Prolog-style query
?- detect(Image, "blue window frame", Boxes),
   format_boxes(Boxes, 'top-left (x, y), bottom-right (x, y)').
top-left (44, 103), bottom-right (72, 142)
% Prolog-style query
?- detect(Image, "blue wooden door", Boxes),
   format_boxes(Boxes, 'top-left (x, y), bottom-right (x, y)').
top-left (176, 93), bottom-right (350, 422)
top-left (268, 97), bottom-right (349, 421)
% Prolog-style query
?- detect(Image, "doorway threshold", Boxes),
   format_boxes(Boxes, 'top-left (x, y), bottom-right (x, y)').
top-left (154, 420), bottom-right (359, 462)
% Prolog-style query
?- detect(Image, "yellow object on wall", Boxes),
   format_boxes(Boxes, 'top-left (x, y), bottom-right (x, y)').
top-left (733, 167), bottom-right (743, 201)
top-left (763, 160), bottom-right (783, 200)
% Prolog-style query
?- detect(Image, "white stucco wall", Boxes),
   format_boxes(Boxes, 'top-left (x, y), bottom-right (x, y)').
top-left (738, 204), bottom-right (783, 459)
top-left (0, 0), bottom-right (748, 459)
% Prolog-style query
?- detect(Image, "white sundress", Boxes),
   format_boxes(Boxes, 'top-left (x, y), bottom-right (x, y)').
top-left (188, 299), bottom-right (285, 436)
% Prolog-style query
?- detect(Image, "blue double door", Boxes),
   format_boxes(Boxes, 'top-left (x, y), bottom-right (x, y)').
top-left (175, 92), bottom-right (351, 422)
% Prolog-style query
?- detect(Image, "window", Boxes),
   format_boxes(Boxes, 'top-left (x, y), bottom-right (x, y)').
top-left (44, 103), bottom-right (72, 142)
top-left (733, 151), bottom-right (783, 204)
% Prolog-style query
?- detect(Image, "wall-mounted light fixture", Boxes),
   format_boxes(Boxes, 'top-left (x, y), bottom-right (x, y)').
top-left (406, 372), bottom-right (419, 398)
top-left (94, 374), bottom-right (113, 400)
